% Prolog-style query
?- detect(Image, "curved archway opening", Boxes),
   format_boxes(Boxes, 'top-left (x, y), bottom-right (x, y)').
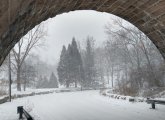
top-left (0, 1), bottom-right (165, 119)
top-left (0, 9), bottom-right (164, 98)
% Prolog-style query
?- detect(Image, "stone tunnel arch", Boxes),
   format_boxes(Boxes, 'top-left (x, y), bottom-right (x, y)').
top-left (0, 0), bottom-right (165, 65)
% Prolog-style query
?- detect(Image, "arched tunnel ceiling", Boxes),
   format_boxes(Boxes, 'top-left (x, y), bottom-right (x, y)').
top-left (0, 0), bottom-right (165, 65)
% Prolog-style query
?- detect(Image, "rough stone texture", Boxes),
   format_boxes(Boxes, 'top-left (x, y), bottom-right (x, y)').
top-left (0, 0), bottom-right (165, 65)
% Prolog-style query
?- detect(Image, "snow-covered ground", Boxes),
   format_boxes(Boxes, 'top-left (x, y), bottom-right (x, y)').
top-left (0, 87), bottom-right (81, 101)
top-left (0, 90), bottom-right (165, 120)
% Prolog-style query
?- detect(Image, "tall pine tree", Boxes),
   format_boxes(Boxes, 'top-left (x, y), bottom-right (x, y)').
top-left (57, 38), bottom-right (84, 88)
top-left (70, 38), bottom-right (84, 87)
top-left (57, 45), bottom-right (67, 86)
top-left (48, 72), bottom-right (58, 88)
top-left (66, 44), bottom-right (72, 87)
top-left (83, 36), bottom-right (96, 87)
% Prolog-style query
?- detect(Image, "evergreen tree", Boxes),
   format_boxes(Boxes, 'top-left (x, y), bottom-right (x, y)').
top-left (37, 76), bottom-right (49, 88)
top-left (83, 36), bottom-right (96, 87)
top-left (42, 76), bottom-right (49, 88)
top-left (36, 75), bottom-right (44, 88)
top-left (48, 72), bottom-right (58, 88)
top-left (57, 38), bottom-right (84, 88)
top-left (65, 44), bottom-right (72, 87)
top-left (70, 38), bottom-right (84, 87)
top-left (57, 45), bottom-right (67, 85)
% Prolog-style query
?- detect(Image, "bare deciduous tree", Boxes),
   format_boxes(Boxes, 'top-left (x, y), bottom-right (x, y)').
top-left (104, 18), bottom-right (164, 96)
top-left (11, 24), bottom-right (47, 91)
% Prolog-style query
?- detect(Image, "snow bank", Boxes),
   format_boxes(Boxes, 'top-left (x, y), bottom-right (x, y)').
top-left (0, 87), bottom-right (82, 104)
top-left (101, 89), bottom-right (146, 102)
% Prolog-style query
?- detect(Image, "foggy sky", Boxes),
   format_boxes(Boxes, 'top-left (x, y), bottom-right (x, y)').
top-left (33, 10), bottom-right (121, 65)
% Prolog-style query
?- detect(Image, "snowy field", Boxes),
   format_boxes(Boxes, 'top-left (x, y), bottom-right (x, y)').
top-left (0, 90), bottom-right (165, 120)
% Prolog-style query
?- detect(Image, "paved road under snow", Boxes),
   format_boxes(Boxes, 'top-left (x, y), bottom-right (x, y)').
top-left (0, 90), bottom-right (165, 120)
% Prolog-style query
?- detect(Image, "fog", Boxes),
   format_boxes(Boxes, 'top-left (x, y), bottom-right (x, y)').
top-left (33, 10), bottom-right (118, 65)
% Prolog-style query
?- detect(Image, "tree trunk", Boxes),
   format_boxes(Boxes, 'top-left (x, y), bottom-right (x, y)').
top-left (140, 36), bottom-right (158, 87)
top-left (116, 66), bottom-right (121, 93)
top-left (23, 79), bottom-right (26, 91)
top-left (107, 70), bottom-right (110, 84)
top-left (111, 65), bottom-right (114, 88)
top-left (17, 67), bottom-right (21, 91)
top-left (75, 81), bottom-right (77, 88)
top-left (66, 81), bottom-right (69, 88)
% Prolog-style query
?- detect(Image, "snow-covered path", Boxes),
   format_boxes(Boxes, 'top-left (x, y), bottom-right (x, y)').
top-left (0, 90), bottom-right (165, 120)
